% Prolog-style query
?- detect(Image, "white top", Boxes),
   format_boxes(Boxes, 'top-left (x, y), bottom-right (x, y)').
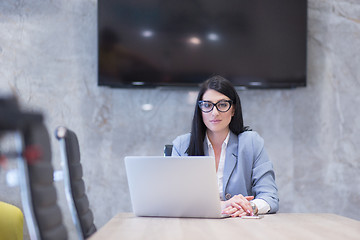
top-left (206, 132), bottom-right (270, 214)
top-left (206, 132), bottom-right (229, 200)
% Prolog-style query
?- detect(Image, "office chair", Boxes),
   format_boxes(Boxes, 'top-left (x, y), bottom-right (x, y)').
top-left (0, 201), bottom-right (24, 240)
top-left (164, 144), bottom-right (173, 156)
top-left (1, 96), bottom-right (67, 240)
top-left (55, 126), bottom-right (96, 239)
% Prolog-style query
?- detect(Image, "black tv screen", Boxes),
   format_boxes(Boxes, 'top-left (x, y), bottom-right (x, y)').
top-left (98, 1), bottom-right (307, 89)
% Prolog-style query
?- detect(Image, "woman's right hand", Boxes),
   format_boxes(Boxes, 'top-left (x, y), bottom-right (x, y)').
top-left (221, 194), bottom-right (254, 217)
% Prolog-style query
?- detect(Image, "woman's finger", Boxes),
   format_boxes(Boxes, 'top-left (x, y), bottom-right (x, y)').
top-left (245, 196), bottom-right (254, 201)
top-left (231, 202), bottom-right (242, 210)
top-left (234, 195), bottom-right (253, 215)
top-left (231, 209), bottom-right (247, 218)
top-left (222, 206), bottom-right (237, 215)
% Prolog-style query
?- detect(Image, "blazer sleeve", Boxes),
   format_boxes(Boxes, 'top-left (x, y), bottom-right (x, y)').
top-left (171, 133), bottom-right (190, 156)
top-left (250, 132), bottom-right (279, 213)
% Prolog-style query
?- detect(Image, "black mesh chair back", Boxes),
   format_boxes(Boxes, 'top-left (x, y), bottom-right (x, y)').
top-left (22, 122), bottom-right (68, 240)
top-left (55, 126), bottom-right (96, 239)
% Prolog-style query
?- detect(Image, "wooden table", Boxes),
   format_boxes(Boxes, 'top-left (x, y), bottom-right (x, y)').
top-left (89, 213), bottom-right (360, 240)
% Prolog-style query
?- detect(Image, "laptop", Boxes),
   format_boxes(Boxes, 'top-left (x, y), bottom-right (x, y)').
top-left (124, 156), bottom-right (229, 218)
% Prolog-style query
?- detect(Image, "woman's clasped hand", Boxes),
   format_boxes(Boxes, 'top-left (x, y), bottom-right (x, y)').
top-left (221, 194), bottom-right (255, 217)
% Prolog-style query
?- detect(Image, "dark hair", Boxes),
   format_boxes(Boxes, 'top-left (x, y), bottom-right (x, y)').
top-left (186, 75), bottom-right (249, 156)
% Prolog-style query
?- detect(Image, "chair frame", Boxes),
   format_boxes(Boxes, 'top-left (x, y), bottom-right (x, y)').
top-left (15, 131), bottom-right (41, 240)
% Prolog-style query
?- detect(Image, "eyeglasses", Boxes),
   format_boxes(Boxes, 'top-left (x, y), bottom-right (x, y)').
top-left (198, 100), bottom-right (233, 113)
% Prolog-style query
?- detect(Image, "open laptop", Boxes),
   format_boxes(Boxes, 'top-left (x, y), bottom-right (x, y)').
top-left (124, 156), bottom-right (229, 218)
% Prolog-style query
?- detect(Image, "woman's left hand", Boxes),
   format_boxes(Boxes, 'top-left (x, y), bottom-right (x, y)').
top-left (221, 194), bottom-right (254, 217)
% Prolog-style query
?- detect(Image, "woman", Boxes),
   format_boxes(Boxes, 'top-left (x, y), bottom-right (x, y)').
top-left (172, 75), bottom-right (279, 217)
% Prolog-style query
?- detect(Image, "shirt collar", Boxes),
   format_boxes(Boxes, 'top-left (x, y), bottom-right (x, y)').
top-left (206, 131), bottom-right (231, 149)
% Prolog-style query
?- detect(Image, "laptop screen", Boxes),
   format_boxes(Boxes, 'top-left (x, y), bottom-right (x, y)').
top-left (124, 156), bottom-right (225, 218)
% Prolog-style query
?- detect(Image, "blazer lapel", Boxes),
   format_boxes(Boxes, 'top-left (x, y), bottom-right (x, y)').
top-left (223, 132), bottom-right (238, 193)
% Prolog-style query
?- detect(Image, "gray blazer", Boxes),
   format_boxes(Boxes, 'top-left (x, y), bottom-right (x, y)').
top-left (172, 131), bottom-right (279, 213)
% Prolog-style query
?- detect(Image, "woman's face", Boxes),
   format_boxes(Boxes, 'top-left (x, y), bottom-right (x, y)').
top-left (201, 89), bottom-right (234, 135)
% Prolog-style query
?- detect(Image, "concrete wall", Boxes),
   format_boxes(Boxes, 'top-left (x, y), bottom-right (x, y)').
top-left (1, 0), bottom-right (360, 239)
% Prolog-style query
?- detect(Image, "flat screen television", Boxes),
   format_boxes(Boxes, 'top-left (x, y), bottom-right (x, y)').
top-left (98, 1), bottom-right (307, 89)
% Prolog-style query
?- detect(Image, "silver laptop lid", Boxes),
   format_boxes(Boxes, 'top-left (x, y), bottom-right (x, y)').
top-left (124, 156), bottom-right (225, 218)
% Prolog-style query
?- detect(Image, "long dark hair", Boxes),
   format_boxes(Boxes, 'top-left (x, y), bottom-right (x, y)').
top-left (186, 75), bottom-right (249, 156)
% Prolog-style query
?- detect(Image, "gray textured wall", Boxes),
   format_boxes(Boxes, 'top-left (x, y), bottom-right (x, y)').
top-left (1, 0), bottom-right (360, 239)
